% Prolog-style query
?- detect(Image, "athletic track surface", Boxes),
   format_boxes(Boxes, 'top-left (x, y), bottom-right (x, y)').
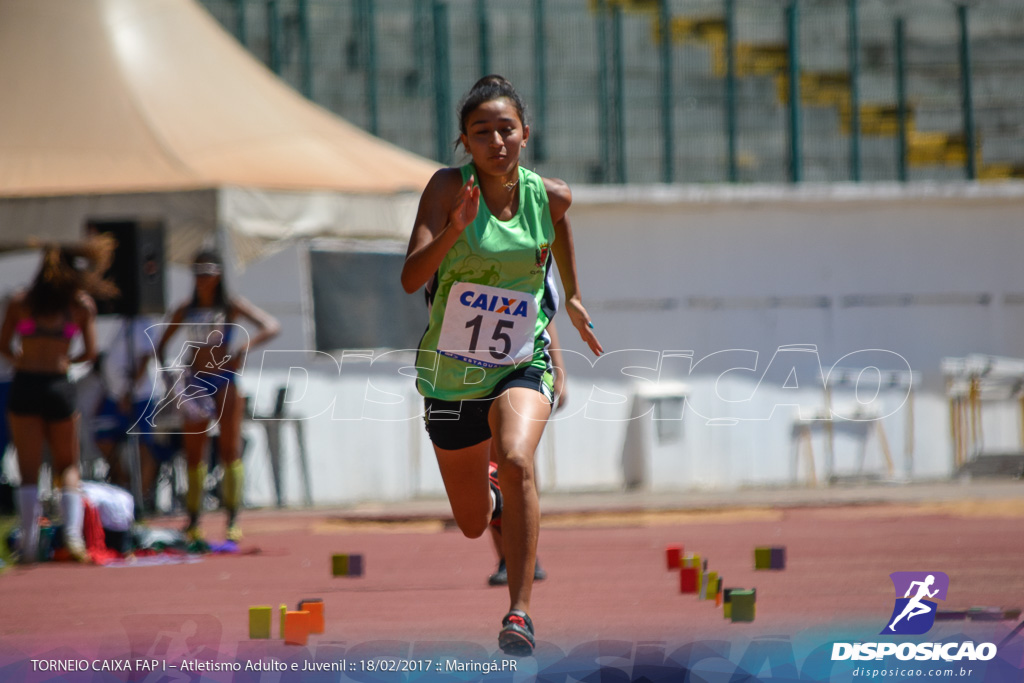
top-left (1, 481), bottom-right (1022, 682)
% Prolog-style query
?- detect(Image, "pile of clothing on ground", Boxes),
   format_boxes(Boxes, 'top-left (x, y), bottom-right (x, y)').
top-left (5, 481), bottom-right (235, 566)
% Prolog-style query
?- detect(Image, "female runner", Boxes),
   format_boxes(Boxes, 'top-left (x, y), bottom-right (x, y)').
top-left (402, 75), bottom-right (602, 655)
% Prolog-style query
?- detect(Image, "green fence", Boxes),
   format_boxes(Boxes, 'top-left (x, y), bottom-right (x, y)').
top-left (201, 0), bottom-right (1024, 185)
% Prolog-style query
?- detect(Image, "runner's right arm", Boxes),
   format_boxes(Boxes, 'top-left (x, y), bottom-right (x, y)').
top-left (156, 305), bottom-right (188, 366)
top-left (402, 169), bottom-right (479, 294)
top-left (0, 293), bottom-right (22, 366)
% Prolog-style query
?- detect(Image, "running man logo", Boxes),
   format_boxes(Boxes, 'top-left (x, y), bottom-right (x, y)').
top-left (881, 572), bottom-right (949, 635)
top-left (129, 322), bottom-right (249, 435)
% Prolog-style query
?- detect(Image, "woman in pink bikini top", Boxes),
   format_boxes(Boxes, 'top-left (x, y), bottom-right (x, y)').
top-left (0, 237), bottom-right (117, 564)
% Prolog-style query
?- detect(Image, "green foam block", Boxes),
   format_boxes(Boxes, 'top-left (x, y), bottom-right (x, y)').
top-left (730, 589), bottom-right (756, 623)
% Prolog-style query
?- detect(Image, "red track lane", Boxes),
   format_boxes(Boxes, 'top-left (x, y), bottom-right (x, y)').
top-left (1, 502), bottom-right (1023, 660)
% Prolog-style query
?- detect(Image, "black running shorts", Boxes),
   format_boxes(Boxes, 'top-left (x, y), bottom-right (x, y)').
top-left (8, 371), bottom-right (77, 421)
top-left (423, 365), bottom-right (553, 451)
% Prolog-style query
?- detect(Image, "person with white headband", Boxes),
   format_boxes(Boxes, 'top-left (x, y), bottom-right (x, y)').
top-left (156, 249), bottom-right (279, 547)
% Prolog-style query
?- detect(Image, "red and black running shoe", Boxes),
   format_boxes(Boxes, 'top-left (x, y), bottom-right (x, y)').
top-left (499, 610), bottom-right (535, 656)
top-left (488, 462), bottom-right (502, 529)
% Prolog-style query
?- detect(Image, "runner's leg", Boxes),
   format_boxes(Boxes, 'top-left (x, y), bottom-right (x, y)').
top-left (182, 422), bottom-right (209, 538)
top-left (11, 414), bottom-right (45, 562)
top-left (488, 386), bottom-right (551, 615)
top-left (434, 440), bottom-right (493, 539)
top-left (218, 383), bottom-right (245, 540)
top-left (47, 415), bottom-right (88, 561)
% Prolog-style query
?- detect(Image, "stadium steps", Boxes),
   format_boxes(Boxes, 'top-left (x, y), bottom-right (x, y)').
top-left (199, 0), bottom-right (1024, 183)
top-left (653, 7), bottom-right (1024, 179)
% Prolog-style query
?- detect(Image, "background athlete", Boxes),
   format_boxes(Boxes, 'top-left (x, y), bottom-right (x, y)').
top-left (0, 237), bottom-right (116, 563)
top-left (157, 249), bottom-right (279, 546)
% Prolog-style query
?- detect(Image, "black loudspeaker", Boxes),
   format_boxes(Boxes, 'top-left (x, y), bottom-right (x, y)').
top-left (86, 219), bottom-right (167, 317)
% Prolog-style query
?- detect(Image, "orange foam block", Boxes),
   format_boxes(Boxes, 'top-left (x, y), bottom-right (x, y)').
top-left (284, 610), bottom-right (311, 646)
top-left (299, 599), bottom-right (325, 634)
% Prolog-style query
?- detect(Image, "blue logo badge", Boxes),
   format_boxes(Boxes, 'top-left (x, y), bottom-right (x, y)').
top-left (881, 571), bottom-right (949, 635)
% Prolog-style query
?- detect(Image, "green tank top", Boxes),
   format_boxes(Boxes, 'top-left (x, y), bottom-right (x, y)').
top-left (416, 163), bottom-right (557, 401)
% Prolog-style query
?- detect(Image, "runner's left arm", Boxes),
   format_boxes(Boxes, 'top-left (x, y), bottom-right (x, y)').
top-left (545, 177), bottom-right (602, 357)
top-left (546, 320), bottom-right (569, 411)
top-left (69, 292), bottom-right (99, 364)
top-left (0, 293), bottom-right (20, 366)
top-left (228, 296), bottom-right (281, 365)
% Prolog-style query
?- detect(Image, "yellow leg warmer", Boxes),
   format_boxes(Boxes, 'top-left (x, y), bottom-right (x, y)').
top-left (186, 463), bottom-right (208, 517)
top-left (223, 460), bottom-right (244, 512)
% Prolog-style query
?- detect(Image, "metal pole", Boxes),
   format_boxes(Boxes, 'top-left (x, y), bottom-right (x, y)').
top-left (958, 4), bottom-right (976, 180)
top-left (597, 0), bottom-right (611, 181)
top-left (659, 0), bottom-right (674, 183)
top-left (786, 1), bottom-right (802, 183)
top-left (433, 1), bottom-right (452, 164)
top-left (612, 4), bottom-right (626, 183)
top-left (299, 0), bottom-right (312, 99)
top-left (895, 16), bottom-right (908, 182)
top-left (413, 2), bottom-right (429, 96)
top-left (267, 0), bottom-right (281, 75)
top-left (235, 0), bottom-right (247, 47)
top-left (366, 0), bottom-right (379, 136)
top-left (848, 0), bottom-right (861, 181)
top-left (533, 0), bottom-right (547, 162)
top-left (353, 0), bottom-right (365, 68)
top-left (477, 0), bottom-right (490, 76)
top-left (725, 0), bottom-right (738, 182)
top-left (125, 320), bottom-right (144, 513)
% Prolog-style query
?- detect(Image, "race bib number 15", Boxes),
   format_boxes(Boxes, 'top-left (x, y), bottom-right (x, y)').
top-left (437, 282), bottom-right (538, 368)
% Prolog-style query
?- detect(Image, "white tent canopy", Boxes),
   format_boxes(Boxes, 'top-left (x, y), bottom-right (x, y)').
top-left (0, 0), bottom-right (437, 262)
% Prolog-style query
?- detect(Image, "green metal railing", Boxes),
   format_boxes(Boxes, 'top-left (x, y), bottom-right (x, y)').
top-left (958, 4), bottom-right (976, 181)
top-left (658, 0), bottom-right (674, 183)
top-left (787, 1), bottom-right (801, 183)
top-left (432, 0), bottom-right (451, 165)
top-left (201, 0), bottom-right (1024, 185)
top-left (847, 0), bottom-right (861, 181)
top-left (895, 16), bottom-right (907, 182)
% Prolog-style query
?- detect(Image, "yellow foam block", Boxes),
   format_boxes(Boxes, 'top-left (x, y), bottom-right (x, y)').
top-left (704, 572), bottom-right (719, 601)
top-left (248, 606), bottom-right (272, 639)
